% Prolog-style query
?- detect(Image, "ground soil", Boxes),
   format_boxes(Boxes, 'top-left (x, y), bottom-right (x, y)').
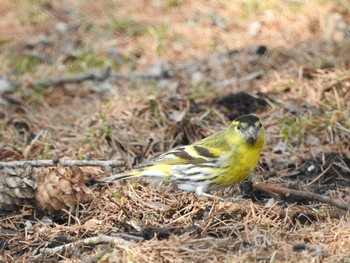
top-left (0, 1), bottom-right (349, 262)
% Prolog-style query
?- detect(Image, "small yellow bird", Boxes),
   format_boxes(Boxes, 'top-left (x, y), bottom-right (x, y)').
top-left (102, 114), bottom-right (265, 196)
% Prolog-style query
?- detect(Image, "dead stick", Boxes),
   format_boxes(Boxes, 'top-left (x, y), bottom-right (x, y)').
top-left (33, 66), bottom-right (111, 87)
top-left (33, 234), bottom-right (132, 259)
top-left (32, 65), bottom-right (165, 87)
top-left (139, 138), bottom-right (154, 162)
top-left (0, 158), bottom-right (128, 168)
top-left (213, 70), bottom-right (263, 88)
top-left (253, 182), bottom-right (350, 211)
top-left (110, 71), bottom-right (165, 80)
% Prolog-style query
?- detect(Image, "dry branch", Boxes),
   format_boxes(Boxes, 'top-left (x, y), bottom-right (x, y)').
top-left (293, 242), bottom-right (325, 258)
top-left (32, 234), bottom-right (132, 260)
top-left (0, 158), bottom-right (127, 169)
top-left (33, 66), bottom-right (112, 87)
top-left (110, 71), bottom-right (167, 80)
top-left (31, 65), bottom-right (168, 87)
top-left (253, 182), bottom-right (350, 211)
top-left (213, 70), bottom-right (263, 88)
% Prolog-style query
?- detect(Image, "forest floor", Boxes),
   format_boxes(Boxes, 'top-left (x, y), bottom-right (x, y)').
top-left (0, 0), bottom-right (350, 262)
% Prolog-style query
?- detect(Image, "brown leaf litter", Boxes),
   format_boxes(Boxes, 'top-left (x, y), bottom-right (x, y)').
top-left (1, 1), bottom-right (350, 262)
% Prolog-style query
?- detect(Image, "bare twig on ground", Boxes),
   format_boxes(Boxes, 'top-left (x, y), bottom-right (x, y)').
top-left (110, 71), bottom-right (166, 80)
top-left (293, 242), bottom-right (325, 258)
top-left (253, 182), bottom-right (350, 211)
top-left (333, 162), bottom-right (350, 173)
top-left (134, 138), bottom-right (154, 166)
top-left (32, 234), bottom-right (133, 259)
top-left (213, 70), bottom-right (263, 88)
top-left (31, 65), bottom-right (167, 87)
top-left (111, 232), bottom-right (144, 241)
top-left (0, 158), bottom-right (128, 169)
top-left (33, 66), bottom-right (112, 87)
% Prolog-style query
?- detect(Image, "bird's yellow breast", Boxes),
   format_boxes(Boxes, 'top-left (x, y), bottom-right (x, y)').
top-left (215, 131), bottom-right (264, 186)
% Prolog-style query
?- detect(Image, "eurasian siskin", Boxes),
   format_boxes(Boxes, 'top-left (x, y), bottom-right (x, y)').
top-left (102, 114), bottom-right (265, 196)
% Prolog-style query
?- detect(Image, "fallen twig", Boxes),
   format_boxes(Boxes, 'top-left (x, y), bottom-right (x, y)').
top-left (33, 66), bottom-right (112, 87)
top-left (213, 70), bottom-right (263, 88)
top-left (333, 162), bottom-right (350, 173)
top-left (31, 65), bottom-right (167, 87)
top-left (253, 182), bottom-right (350, 211)
top-left (111, 232), bottom-right (144, 241)
top-left (0, 158), bottom-right (128, 169)
top-left (293, 242), bottom-right (325, 258)
top-left (110, 71), bottom-right (166, 80)
top-left (32, 234), bottom-right (132, 259)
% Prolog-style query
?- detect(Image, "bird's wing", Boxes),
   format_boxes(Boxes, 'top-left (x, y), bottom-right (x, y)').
top-left (101, 144), bottom-right (222, 183)
top-left (135, 130), bottom-right (231, 168)
top-left (135, 144), bottom-right (222, 168)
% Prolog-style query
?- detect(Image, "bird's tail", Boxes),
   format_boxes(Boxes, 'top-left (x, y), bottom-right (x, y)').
top-left (99, 164), bottom-right (170, 184)
top-left (100, 169), bottom-right (143, 184)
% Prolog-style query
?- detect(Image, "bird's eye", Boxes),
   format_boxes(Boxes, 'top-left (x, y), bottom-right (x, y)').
top-left (237, 125), bottom-right (241, 130)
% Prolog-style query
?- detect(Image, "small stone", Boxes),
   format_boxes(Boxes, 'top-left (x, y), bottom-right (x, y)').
top-left (0, 77), bottom-right (13, 94)
top-left (324, 12), bottom-right (350, 42)
top-left (272, 140), bottom-right (287, 154)
top-left (305, 134), bottom-right (321, 145)
top-left (191, 71), bottom-right (204, 84)
top-left (148, 60), bottom-right (171, 77)
top-left (38, 33), bottom-right (50, 45)
top-left (248, 21), bottom-right (262, 36)
top-left (107, 46), bottom-right (123, 64)
top-left (157, 79), bottom-right (179, 91)
top-left (210, 11), bottom-right (227, 30)
top-left (55, 22), bottom-right (69, 34)
top-left (249, 45), bottom-right (267, 56)
top-left (169, 110), bottom-right (186, 122)
top-left (307, 164), bottom-right (316, 172)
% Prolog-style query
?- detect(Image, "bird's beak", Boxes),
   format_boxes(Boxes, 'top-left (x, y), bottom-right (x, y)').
top-left (247, 126), bottom-right (258, 140)
top-left (244, 126), bottom-right (259, 145)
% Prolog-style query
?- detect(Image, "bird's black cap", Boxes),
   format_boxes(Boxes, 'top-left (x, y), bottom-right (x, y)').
top-left (234, 114), bottom-right (260, 126)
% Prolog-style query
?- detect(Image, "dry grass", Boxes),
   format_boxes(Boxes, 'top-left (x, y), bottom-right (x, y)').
top-left (0, 0), bottom-right (350, 262)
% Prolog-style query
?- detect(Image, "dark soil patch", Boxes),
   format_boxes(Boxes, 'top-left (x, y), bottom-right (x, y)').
top-left (286, 152), bottom-right (350, 193)
top-left (213, 92), bottom-right (268, 120)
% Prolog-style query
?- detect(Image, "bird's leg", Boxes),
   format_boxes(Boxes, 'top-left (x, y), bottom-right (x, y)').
top-left (200, 192), bottom-right (224, 201)
top-left (195, 185), bottom-right (223, 201)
